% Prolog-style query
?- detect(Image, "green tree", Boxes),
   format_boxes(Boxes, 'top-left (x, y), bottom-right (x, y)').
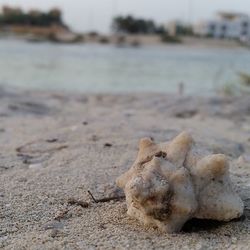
top-left (112, 15), bottom-right (164, 34)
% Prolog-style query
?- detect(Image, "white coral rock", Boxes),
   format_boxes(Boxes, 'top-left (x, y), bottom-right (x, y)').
top-left (116, 132), bottom-right (244, 233)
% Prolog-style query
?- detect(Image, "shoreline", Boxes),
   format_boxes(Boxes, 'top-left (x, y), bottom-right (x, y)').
top-left (0, 32), bottom-right (246, 49)
top-left (0, 87), bottom-right (249, 249)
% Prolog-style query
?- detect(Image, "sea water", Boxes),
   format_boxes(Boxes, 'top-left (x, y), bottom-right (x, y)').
top-left (0, 38), bottom-right (249, 95)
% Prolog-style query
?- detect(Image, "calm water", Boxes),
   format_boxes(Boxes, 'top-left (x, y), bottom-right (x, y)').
top-left (0, 38), bottom-right (249, 95)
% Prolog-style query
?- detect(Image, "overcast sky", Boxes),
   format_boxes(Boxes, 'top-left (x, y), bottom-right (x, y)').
top-left (0, 0), bottom-right (249, 32)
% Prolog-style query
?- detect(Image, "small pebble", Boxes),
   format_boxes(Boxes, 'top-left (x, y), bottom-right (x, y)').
top-left (231, 237), bottom-right (237, 244)
top-left (29, 163), bottom-right (43, 169)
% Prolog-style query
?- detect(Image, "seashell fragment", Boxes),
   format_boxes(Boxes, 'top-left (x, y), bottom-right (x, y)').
top-left (116, 132), bottom-right (244, 233)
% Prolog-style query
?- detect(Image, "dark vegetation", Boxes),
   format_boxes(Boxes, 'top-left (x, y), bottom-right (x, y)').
top-left (0, 5), bottom-right (66, 28)
top-left (112, 15), bottom-right (194, 44)
top-left (112, 15), bottom-right (193, 36)
top-left (112, 15), bottom-right (165, 35)
top-left (174, 23), bottom-right (193, 36)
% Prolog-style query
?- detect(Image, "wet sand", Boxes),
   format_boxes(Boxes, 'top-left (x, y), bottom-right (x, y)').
top-left (0, 87), bottom-right (249, 249)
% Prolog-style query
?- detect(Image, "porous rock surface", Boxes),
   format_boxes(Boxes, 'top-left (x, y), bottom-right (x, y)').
top-left (117, 132), bottom-right (244, 233)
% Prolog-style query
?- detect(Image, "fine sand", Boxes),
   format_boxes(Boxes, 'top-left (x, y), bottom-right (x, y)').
top-left (0, 87), bottom-right (250, 249)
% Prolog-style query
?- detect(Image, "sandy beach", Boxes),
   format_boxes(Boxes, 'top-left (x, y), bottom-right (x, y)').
top-left (0, 87), bottom-right (250, 249)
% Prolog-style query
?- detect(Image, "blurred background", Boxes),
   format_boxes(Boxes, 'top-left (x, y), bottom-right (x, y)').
top-left (0, 0), bottom-right (249, 96)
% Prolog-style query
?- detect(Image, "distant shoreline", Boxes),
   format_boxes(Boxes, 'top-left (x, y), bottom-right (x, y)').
top-left (0, 31), bottom-right (246, 49)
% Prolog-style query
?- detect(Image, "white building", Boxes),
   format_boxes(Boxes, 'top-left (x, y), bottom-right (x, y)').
top-left (194, 12), bottom-right (250, 42)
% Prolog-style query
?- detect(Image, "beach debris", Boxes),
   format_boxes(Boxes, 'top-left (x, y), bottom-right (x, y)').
top-left (174, 109), bottom-right (197, 119)
top-left (54, 209), bottom-right (70, 221)
top-left (67, 198), bottom-right (89, 208)
top-left (54, 198), bottom-right (89, 221)
top-left (87, 190), bottom-right (125, 203)
top-left (104, 143), bottom-right (113, 147)
top-left (82, 121), bottom-right (88, 125)
top-left (116, 131), bottom-right (244, 233)
top-left (46, 138), bottom-right (58, 143)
